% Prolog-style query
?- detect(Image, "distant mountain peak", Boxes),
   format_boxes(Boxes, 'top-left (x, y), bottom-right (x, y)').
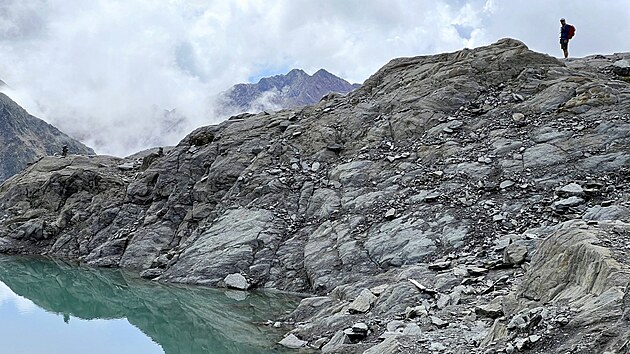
top-left (0, 93), bottom-right (94, 182)
top-left (218, 68), bottom-right (360, 116)
top-left (286, 68), bottom-right (308, 77)
top-left (313, 68), bottom-right (333, 77)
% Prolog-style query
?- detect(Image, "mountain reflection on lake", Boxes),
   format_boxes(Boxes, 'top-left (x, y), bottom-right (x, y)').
top-left (0, 255), bottom-right (301, 354)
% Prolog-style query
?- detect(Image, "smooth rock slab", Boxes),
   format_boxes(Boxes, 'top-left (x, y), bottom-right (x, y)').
top-left (553, 196), bottom-right (585, 208)
top-left (558, 182), bottom-right (584, 196)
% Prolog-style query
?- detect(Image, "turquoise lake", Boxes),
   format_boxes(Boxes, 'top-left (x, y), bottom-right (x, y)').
top-left (0, 255), bottom-right (302, 354)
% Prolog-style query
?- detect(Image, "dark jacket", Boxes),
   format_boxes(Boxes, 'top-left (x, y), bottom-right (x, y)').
top-left (560, 24), bottom-right (571, 40)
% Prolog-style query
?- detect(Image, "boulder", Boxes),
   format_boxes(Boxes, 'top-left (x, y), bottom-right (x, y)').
top-left (503, 242), bottom-right (528, 265)
top-left (278, 334), bottom-right (307, 349)
top-left (223, 273), bottom-right (250, 290)
top-left (612, 59), bottom-right (630, 76)
top-left (349, 289), bottom-right (378, 313)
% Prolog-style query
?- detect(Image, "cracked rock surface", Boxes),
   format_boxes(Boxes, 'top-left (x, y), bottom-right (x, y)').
top-left (1, 39), bottom-right (630, 352)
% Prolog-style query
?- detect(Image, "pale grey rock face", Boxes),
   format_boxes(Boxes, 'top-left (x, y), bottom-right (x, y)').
top-left (1, 39), bottom-right (630, 352)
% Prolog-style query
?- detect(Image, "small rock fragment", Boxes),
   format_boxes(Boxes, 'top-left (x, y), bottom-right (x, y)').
top-left (475, 302), bottom-right (504, 318)
top-left (348, 289), bottom-right (377, 313)
top-left (430, 316), bottom-right (449, 328)
top-left (321, 331), bottom-right (349, 353)
top-left (503, 242), bottom-right (528, 265)
top-left (428, 260), bottom-right (452, 270)
top-left (370, 284), bottom-right (389, 296)
top-left (430, 342), bottom-right (447, 351)
top-left (557, 182), bottom-right (584, 196)
top-left (385, 208), bottom-right (397, 219)
top-left (278, 334), bottom-right (307, 349)
top-left (408, 278), bottom-right (438, 295)
top-left (553, 196), bottom-right (585, 209)
top-left (500, 180), bottom-right (515, 189)
top-left (352, 322), bottom-right (369, 334)
top-left (405, 305), bottom-right (428, 319)
top-left (402, 323), bottom-right (422, 336)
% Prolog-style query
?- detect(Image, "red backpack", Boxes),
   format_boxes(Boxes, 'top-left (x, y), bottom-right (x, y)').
top-left (567, 25), bottom-right (576, 39)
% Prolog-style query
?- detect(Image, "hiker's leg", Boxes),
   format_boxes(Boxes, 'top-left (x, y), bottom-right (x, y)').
top-left (560, 40), bottom-right (569, 58)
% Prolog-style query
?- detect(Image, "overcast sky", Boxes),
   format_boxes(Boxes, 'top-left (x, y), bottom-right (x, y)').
top-left (0, 0), bottom-right (628, 156)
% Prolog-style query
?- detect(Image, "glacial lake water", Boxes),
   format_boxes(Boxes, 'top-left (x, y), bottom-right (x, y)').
top-left (0, 255), bottom-right (302, 354)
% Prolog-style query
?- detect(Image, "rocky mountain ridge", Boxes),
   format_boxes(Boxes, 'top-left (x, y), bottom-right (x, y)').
top-left (0, 39), bottom-right (630, 353)
top-left (218, 68), bottom-right (360, 114)
top-left (0, 92), bottom-right (95, 183)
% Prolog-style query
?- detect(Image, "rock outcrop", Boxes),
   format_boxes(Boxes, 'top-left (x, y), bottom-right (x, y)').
top-left (0, 92), bottom-right (95, 182)
top-left (1, 38), bottom-right (630, 352)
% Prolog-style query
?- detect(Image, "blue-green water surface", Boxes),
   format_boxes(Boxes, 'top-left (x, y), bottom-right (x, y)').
top-left (0, 255), bottom-right (301, 354)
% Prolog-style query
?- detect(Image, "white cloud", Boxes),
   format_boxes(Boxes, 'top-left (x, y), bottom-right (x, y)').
top-left (0, 282), bottom-right (37, 314)
top-left (0, 0), bottom-right (627, 156)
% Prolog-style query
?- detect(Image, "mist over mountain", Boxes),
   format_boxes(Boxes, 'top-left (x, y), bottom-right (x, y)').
top-left (217, 68), bottom-right (360, 115)
top-left (0, 92), bottom-right (94, 182)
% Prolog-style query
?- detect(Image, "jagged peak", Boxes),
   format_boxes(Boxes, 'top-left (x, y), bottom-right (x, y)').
top-left (313, 68), bottom-right (334, 77)
top-left (285, 68), bottom-right (308, 79)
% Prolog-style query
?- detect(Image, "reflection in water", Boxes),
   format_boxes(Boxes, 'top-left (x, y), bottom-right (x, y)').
top-left (0, 256), bottom-right (301, 354)
top-left (0, 281), bottom-right (37, 313)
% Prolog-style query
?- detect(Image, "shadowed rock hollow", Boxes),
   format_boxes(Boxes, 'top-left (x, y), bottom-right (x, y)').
top-left (1, 38), bottom-right (630, 353)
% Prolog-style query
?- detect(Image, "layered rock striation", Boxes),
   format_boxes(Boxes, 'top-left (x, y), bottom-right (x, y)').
top-left (1, 39), bottom-right (630, 352)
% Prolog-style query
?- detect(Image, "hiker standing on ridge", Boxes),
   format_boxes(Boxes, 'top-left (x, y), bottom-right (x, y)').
top-left (559, 18), bottom-right (576, 58)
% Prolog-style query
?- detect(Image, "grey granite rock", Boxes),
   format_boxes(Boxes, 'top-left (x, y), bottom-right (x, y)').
top-left (224, 273), bottom-right (250, 290)
top-left (278, 334), bottom-right (307, 349)
top-left (349, 289), bottom-right (377, 314)
top-left (322, 330), bottom-right (350, 353)
top-left (612, 59), bottom-right (630, 76)
top-left (503, 242), bottom-right (528, 265)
